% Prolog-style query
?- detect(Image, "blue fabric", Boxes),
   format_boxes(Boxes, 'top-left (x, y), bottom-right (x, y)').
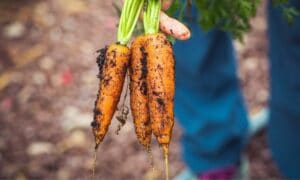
top-left (174, 0), bottom-right (300, 177)
top-left (173, 5), bottom-right (249, 174)
top-left (267, 0), bottom-right (300, 178)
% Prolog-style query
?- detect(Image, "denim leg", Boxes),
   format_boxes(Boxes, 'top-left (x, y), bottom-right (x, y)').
top-left (267, 0), bottom-right (300, 178)
top-left (173, 7), bottom-right (248, 174)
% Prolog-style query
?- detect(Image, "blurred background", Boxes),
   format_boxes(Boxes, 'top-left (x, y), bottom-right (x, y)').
top-left (0, 0), bottom-right (282, 179)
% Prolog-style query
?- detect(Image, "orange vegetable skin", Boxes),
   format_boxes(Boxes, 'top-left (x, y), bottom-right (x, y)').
top-left (144, 33), bottom-right (175, 149)
top-left (92, 44), bottom-right (130, 149)
top-left (130, 36), bottom-right (152, 150)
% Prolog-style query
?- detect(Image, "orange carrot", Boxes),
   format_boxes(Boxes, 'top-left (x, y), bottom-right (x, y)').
top-left (130, 35), bottom-right (152, 150)
top-left (144, 33), bottom-right (175, 152)
top-left (91, 44), bottom-right (130, 149)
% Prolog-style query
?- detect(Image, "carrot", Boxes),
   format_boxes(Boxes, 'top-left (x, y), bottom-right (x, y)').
top-left (92, 44), bottom-right (130, 149)
top-left (144, 33), bottom-right (175, 151)
top-left (90, 0), bottom-right (144, 149)
top-left (129, 32), bottom-right (175, 180)
top-left (130, 35), bottom-right (152, 150)
top-left (143, 1), bottom-right (175, 179)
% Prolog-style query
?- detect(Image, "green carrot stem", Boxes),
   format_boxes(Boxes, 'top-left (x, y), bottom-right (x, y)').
top-left (117, 0), bottom-right (145, 45)
top-left (144, 0), bottom-right (161, 34)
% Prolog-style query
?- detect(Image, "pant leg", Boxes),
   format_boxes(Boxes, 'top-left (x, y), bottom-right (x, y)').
top-left (173, 4), bottom-right (248, 174)
top-left (267, 1), bottom-right (300, 178)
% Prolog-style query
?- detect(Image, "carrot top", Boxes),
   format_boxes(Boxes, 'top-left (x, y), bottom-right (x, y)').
top-left (143, 0), bottom-right (161, 34)
top-left (117, 0), bottom-right (145, 45)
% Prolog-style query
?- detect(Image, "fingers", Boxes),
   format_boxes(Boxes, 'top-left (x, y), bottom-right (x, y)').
top-left (159, 11), bottom-right (190, 40)
top-left (119, 0), bottom-right (190, 40)
top-left (161, 0), bottom-right (191, 40)
top-left (162, 0), bottom-right (173, 10)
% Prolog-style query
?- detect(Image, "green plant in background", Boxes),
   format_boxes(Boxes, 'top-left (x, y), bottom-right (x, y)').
top-left (113, 0), bottom-right (299, 40)
top-left (273, 0), bottom-right (300, 24)
top-left (167, 0), bottom-right (300, 40)
top-left (194, 0), bottom-right (260, 40)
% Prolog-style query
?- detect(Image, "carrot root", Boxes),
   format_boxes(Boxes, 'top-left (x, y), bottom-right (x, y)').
top-left (92, 44), bottom-right (131, 149)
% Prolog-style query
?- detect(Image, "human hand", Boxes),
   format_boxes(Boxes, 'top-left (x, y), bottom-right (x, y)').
top-left (120, 0), bottom-right (191, 40)
top-left (160, 0), bottom-right (190, 40)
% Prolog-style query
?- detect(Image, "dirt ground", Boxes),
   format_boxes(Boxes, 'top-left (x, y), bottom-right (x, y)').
top-left (0, 0), bottom-right (282, 179)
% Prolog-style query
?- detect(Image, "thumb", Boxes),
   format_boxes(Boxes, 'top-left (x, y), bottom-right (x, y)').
top-left (162, 0), bottom-right (173, 10)
top-left (160, 11), bottom-right (191, 40)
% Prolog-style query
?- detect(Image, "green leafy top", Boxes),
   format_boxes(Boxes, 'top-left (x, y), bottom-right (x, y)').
top-left (168, 0), bottom-right (299, 40)
top-left (144, 0), bottom-right (161, 34)
top-left (117, 0), bottom-right (144, 45)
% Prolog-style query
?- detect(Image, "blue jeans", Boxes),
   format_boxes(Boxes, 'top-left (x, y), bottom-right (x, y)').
top-left (267, 0), bottom-right (300, 178)
top-left (174, 0), bottom-right (300, 178)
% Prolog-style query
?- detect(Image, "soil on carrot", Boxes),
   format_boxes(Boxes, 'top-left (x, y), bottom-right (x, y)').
top-left (0, 0), bottom-right (281, 179)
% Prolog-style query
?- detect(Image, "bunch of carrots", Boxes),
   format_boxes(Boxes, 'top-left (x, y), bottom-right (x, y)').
top-left (90, 0), bottom-right (189, 179)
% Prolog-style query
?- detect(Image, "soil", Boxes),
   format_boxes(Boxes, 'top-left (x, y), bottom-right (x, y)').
top-left (0, 0), bottom-right (282, 179)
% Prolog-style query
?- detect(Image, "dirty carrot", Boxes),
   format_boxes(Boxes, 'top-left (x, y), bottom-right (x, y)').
top-left (145, 32), bottom-right (175, 158)
top-left (91, 0), bottom-right (144, 149)
top-left (143, 0), bottom-right (175, 179)
top-left (92, 44), bottom-right (130, 148)
top-left (130, 35), bottom-right (152, 150)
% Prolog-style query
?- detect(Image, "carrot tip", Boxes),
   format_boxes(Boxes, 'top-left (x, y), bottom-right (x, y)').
top-left (94, 137), bottom-right (102, 150)
top-left (162, 144), bottom-right (169, 155)
top-left (94, 143), bottom-right (99, 150)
